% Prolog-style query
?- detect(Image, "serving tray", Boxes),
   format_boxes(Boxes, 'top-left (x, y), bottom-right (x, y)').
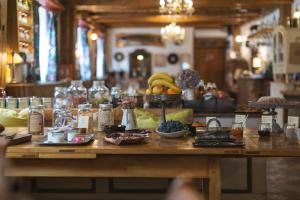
top-left (34, 134), bottom-right (95, 146)
top-left (193, 141), bottom-right (244, 148)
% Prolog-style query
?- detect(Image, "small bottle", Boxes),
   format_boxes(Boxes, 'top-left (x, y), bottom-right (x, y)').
top-left (6, 97), bottom-right (18, 109)
top-left (111, 86), bottom-right (122, 108)
top-left (28, 105), bottom-right (44, 135)
top-left (42, 97), bottom-right (53, 109)
top-left (77, 104), bottom-right (93, 134)
top-left (18, 97), bottom-right (29, 109)
top-left (30, 96), bottom-right (41, 106)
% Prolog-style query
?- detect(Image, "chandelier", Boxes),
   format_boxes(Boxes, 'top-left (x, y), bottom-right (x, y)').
top-left (161, 23), bottom-right (185, 43)
top-left (159, 0), bottom-right (194, 15)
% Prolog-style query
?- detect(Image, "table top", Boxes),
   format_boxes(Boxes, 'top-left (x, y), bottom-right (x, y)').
top-left (4, 128), bottom-right (300, 159)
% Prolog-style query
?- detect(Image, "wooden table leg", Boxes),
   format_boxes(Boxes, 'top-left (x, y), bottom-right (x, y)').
top-left (209, 158), bottom-right (221, 200)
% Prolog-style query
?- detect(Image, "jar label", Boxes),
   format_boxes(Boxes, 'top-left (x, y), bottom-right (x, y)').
top-left (78, 116), bottom-right (89, 128)
top-left (29, 114), bottom-right (43, 132)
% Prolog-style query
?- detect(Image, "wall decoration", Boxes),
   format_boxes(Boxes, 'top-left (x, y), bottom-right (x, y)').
top-left (154, 54), bottom-right (166, 67)
top-left (114, 52), bottom-right (125, 62)
top-left (116, 34), bottom-right (164, 47)
top-left (167, 53), bottom-right (179, 65)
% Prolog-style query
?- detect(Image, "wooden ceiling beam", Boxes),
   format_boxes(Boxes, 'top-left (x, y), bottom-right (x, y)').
top-left (70, 0), bottom-right (292, 7)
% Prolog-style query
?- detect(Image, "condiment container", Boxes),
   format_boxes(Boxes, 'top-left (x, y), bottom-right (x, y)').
top-left (0, 98), bottom-right (5, 108)
top-left (231, 122), bottom-right (243, 140)
top-left (6, 97), bottom-right (17, 109)
top-left (88, 80), bottom-right (109, 108)
top-left (47, 129), bottom-right (65, 143)
top-left (77, 104), bottom-right (93, 134)
top-left (67, 80), bottom-right (87, 108)
top-left (98, 104), bottom-right (114, 131)
top-left (42, 97), bottom-right (53, 108)
top-left (18, 97), bottom-right (29, 109)
top-left (30, 97), bottom-right (41, 106)
top-left (28, 105), bottom-right (44, 135)
top-left (111, 86), bottom-right (122, 108)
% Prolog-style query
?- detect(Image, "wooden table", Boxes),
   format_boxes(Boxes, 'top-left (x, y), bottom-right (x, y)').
top-left (4, 128), bottom-right (300, 200)
top-left (3, 128), bottom-right (246, 200)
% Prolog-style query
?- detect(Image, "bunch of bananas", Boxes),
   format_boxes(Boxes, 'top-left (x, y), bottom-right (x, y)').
top-left (146, 73), bottom-right (181, 95)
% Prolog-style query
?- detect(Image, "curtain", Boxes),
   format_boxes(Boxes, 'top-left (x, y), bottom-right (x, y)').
top-left (38, 7), bottom-right (57, 82)
top-left (32, 1), bottom-right (40, 81)
top-left (96, 37), bottom-right (105, 79)
top-left (77, 26), bottom-right (91, 80)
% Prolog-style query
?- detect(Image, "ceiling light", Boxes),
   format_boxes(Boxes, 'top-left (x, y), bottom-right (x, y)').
top-left (159, 0), bottom-right (194, 15)
top-left (235, 35), bottom-right (246, 43)
top-left (137, 55), bottom-right (144, 61)
top-left (161, 23), bottom-right (185, 43)
top-left (90, 33), bottom-right (98, 41)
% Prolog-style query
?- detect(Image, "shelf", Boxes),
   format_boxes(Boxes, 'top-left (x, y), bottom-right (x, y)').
top-left (248, 27), bottom-right (274, 39)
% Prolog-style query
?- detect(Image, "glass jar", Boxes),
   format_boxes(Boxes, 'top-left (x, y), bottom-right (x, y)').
top-left (6, 97), bottom-right (17, 109)
top-left (231, 122), bottom-right (243, 140)
top-left (111, 86), bottom-right (122, 108)
top-left (30, 97), bottom-right (41, 106)
top-left (77, 104), bottom-right (93, 134)
top-left (18, 97), bottom-right (29, 109)
top-left (98, 104), bottom-right (114, 131)
top-left (28, 105), bottom-right (44, 135)
top-left (88, 80), bottom-right (109, 108)
top-left (0, 98), bottom-right (5, 108)
top-left (54, 87), bottom-right (69, 107)
top-left (67, 81), bottom-right (87, 108)
top-left (52, 104), bottom-right (73, 128)
top-left (42, 97), bottom-right (53, 108)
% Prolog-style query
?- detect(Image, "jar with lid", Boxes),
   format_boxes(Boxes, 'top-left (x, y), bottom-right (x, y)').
top-left (88, 80), bottom-right (109, 108)
top-left (98, 104), bottom-right (114, 131)
top-left (77, 104), bottom-right (93, 134)
top-left (28, 105), bottom-right (44, 135)
top-left (67, 81), bottom-right (87, 108)
top-left (42, 97), bottom-right (53, 109)
top-left (54, 87), bottom-right (69, 107)
top-left (6, 97), bottom-right (17, 109)
top-left (18, 97), bottom-right (29, 109)
top-left (111, 86), bottom-right (122, 108)
top-left (30, 97), bottom-right (41, 106)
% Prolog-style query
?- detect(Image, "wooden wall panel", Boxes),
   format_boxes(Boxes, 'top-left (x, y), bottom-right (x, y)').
top-left (194, 38), bottom-right (227, 89)
top-left (0, 0), bottom-right (8, 87)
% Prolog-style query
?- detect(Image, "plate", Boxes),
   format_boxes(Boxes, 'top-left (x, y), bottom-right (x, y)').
top-left (34, 134), bottom-right (95, 146)
top-left (156, 130), bottom-right (187, 138)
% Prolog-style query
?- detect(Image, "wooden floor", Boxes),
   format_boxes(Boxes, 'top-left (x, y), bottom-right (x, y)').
top-left (267, 158), bottom-right (300, 200)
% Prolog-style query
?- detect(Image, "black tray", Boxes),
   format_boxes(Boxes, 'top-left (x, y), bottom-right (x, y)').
top-left (193, 141), bottom-right (244, 148)
top-left (34, 134), bottom-right (95, 146)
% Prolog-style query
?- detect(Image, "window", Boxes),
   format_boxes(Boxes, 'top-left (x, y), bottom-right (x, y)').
top-left (38, 7), bottom-right (57, 82)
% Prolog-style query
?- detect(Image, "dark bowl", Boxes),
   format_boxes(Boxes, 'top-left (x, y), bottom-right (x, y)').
top-left (103, 125), bottom-right (126, 134)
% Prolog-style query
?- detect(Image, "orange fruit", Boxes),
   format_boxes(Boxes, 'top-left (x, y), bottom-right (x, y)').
top-left (152, 86), bottom-right (163, 95)
top-left (167, 88), bottom-right (179, 95)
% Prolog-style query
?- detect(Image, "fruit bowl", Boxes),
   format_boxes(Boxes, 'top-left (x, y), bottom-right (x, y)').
top-left (148, 94), bottom-right (181, 103)
top-left (148, 94), bottom-right (182, 124)
top-left (156, 129), bottom-right (188, 138)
